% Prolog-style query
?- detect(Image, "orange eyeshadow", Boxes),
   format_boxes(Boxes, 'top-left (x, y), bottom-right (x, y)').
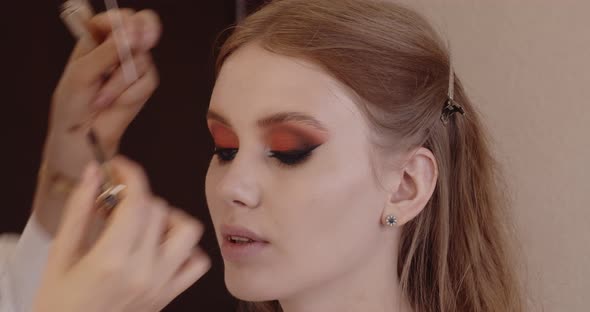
top-left (267, 124), bottom-right (328, 151)
top-left (209, 123), bottom-right (239, 148)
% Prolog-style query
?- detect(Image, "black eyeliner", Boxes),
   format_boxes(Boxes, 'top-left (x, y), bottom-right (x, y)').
top-left (268, 144), bottom-right (321, 166)
top-left (212, 144), bottom-right (322, 166)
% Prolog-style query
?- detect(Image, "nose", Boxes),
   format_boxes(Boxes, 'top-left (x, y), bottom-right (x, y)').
top-left (216, 153), bottom-right (262, 209)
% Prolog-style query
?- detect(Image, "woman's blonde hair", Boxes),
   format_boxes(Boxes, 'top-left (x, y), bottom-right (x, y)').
top-left (216, 0), bottom-right (523, 311)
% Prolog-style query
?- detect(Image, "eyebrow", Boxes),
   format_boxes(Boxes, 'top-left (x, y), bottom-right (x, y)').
top-left (207, 110), bottom-right (328, 132)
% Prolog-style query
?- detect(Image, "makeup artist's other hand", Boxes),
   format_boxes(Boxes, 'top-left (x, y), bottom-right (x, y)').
top-left (49, 8), bottom-right (161, 177)
top-left (33, 157), bottom-right (210, 312)
top-left (37, 9), bottom-right (162, 235)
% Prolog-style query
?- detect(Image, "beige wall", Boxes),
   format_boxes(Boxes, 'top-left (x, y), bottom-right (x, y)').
top-left (395, 1), bottom-right (590, 311)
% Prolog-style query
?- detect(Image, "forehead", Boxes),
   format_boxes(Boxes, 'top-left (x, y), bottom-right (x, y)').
top-left (209, 43), bottom-right (365, 132)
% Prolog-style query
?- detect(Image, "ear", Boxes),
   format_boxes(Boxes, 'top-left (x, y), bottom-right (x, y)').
top-left (382, 147), bottom-right (438, 226)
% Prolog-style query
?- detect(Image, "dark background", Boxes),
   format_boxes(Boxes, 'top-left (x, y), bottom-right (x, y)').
top-left (1, 0), bottom-right (265, 310)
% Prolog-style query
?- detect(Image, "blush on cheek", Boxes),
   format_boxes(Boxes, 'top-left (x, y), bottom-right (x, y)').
top-left (210, 123), bottom-right (239, 147)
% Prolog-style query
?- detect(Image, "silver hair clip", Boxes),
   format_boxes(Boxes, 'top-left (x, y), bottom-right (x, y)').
top-left (440, 50), bottom-right (465, 125)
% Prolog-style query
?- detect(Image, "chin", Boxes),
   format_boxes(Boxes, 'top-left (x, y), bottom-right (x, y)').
top-left (223, 262), bottom-right (290, 302)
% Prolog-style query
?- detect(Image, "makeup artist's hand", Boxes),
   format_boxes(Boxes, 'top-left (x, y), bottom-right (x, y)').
top-left (33, 157), bottom-right (210, 312)
top-left (36, 9), bottom-right (162, 235)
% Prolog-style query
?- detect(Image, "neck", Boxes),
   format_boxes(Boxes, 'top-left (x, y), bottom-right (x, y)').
top-left (279, 236), bottom-right (412, 312)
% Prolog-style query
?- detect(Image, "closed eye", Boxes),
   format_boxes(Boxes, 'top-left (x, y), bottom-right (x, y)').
top-left (213, 145), bottom-right (321, 167)
top-left (213, 147), bottom-right (238, 163)
top-left (268, 145), bottom-right (320, 166)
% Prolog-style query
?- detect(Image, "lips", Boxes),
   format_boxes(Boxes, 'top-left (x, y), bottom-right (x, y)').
top-left (219, 224), bottom-right (270, 262)
top-left (220, 224), bottom-right (269, 243)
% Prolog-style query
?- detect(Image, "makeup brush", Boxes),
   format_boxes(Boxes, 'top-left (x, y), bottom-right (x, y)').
top-left (60, 0), bottom-right (134, 214)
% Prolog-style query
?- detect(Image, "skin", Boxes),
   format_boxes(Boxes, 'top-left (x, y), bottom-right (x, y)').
top-left (33, 158), bottom-right (210, 312)
top-left (31, 10), bottom-right (210, 312)
top-left (205, 43), bottom-right (438, 312)
top-left (34, 9), bottom-right (161, 236)
top-left (35, 7), bottom-right (438, 311)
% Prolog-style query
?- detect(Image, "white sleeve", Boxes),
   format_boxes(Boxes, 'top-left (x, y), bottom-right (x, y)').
top-left (0, 215), bottom-right (53, 312)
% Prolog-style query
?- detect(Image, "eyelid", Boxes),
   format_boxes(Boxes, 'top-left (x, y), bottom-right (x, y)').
top-left (266, 125), bottom-right (328, 157)
top-left (213, 147), bottom-right (238, 163)
top-left (209, 123), bottom-right (239, 148)
top-left (269, 144), bottom-right (320, 155)
top-left (267, 144), bottom-right (321, 166)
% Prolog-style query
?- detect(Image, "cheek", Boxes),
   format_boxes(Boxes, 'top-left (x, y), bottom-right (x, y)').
top-left (205, 163), bottom-right (224, 220)
top-left (294, 170), bottom-right (381, 245)
top-left (269, 144), bottom-right (384, 267)
top-left (254, 153), bottom-right (384, 298)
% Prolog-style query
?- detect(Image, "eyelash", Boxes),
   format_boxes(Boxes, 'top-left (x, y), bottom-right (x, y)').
top-left (212, 145), bottom-right (320, 167)
top-left (213, 148), bottom-right (238, 163)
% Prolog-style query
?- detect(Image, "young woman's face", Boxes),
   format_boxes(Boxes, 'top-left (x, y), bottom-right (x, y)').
top-left (205, 43), bottom-right (393, 301)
